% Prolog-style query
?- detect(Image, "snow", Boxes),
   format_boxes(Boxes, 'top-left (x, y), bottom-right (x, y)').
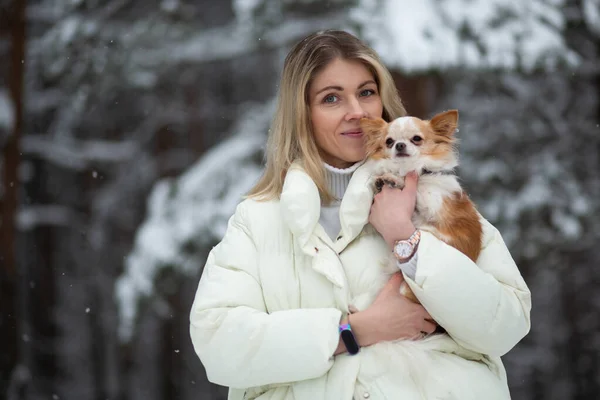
top-left (59, 17), bottom-right (79, 44)
top-left (232, 0), bottom-right (261, 23)
top-left (134, 13), bottom-right (347, 67)
top-left (21, 136), bottom-right (138, 170)
top-left (475, 151), bottom-right (588, 250)
top-left (114, 0), bottom-right (583, 341)
top-left (352, 0), bottom-right (578, 72)
top-left (115, 100), bottom-right (273, 341)
top-left (16, 205), bottom-right (74, 230)
top-left (583, 0), bottom-right (600, 37)
top-left (132, 0), bottom-right (580, 72)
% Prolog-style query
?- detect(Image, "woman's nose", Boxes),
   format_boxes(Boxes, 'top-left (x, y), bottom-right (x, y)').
top-left (345, 98), bottom-right (367, 120)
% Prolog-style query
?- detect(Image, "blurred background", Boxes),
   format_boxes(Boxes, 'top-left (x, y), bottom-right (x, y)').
top-left (1, 0), bottom-right (599, 399)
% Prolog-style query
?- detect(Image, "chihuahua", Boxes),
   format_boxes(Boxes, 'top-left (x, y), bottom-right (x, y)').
top-left (360, 110), bottom-right (482, 304)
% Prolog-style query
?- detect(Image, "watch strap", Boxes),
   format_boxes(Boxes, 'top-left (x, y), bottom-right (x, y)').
top-left (406, 229), bottom-right (421, 247)
top-left (339, 321), bottom-right (360, 355)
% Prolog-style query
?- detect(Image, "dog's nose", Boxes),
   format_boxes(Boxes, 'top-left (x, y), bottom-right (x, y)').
top-left (395, 142), bottom-right (406, 152)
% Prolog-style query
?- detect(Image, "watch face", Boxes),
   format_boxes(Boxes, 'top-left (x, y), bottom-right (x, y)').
top-left (394, 242), bottom-right (413, 258)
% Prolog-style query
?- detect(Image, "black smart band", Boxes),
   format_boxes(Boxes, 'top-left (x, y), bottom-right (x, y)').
top-left (339, 323), bottom-right (360, 355)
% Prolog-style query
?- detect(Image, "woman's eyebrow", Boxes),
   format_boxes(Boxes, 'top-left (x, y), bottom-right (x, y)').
top-left (314, 80), bottom-right (377, 96)
top-left (358, 80), bottom-right (376, 88)
top-left (314, 85), bottom-right (343, 95)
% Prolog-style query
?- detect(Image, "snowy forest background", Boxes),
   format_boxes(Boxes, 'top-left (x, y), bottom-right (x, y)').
top-left (1, 0), bottom-right (599, 399)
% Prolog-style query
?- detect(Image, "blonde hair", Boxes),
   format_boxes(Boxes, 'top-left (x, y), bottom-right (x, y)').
top-left (247, 30), bottom-right (407, 203)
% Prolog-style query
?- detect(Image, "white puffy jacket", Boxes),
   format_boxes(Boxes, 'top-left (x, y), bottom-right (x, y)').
top-left (190, 160), bottom-right (531, 400)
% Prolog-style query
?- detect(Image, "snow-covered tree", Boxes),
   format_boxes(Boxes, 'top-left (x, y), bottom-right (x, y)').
top-left (2, 0), bottom-right (597, 399)
top-left (117, 0), bottom-right (578, 335)
top-left (118, 1), bottom-right (600, 398)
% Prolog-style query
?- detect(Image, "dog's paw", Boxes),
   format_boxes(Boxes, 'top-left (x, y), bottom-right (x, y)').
top-left (381, 173), bottom-right (403, 188)
top-left (374, 174), bottom-right (403, 192)
top-left (374, 177), bottom-right (385, 193)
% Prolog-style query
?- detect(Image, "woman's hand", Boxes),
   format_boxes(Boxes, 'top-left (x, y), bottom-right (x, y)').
top-left (342, 273), bottom-right (436, 351)
top-left (369, 171), bottom-right (418, 249)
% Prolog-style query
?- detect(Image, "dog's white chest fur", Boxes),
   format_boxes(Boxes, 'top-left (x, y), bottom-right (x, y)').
top-left (414, 174), bottom-right (460, 227)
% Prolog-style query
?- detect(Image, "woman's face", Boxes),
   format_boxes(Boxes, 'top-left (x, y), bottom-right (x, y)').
top-left (309, 58), bottom-right (383, 169)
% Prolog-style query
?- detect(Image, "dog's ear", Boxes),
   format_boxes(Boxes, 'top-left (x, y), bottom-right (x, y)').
top-left (430, 110), bottom-right (458, 138)
top-left (360, 117), bottom-right (388, 159)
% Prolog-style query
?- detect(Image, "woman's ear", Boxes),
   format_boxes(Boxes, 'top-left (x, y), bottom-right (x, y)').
top-left (360, 117), bottom-right (389, 159)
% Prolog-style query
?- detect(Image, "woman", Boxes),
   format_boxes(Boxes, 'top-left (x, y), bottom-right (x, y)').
top-left (190, 30), bottom-right (531, 400)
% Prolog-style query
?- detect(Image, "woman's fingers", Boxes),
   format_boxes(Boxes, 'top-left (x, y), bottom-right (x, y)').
top-left (388, 272), bottom-right (405, 286)
top-left (378, 272), bottom-right (404, 296)
top-left (403, 171), bottom-right (419, 194)
top-left (421, 319), bottom-right (437, 335)
top-left (421, 309), bottom-right (433, 322)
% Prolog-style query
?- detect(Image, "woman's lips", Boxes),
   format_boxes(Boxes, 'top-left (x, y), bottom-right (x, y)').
top-left (342, 130), bottom-right (363, 138)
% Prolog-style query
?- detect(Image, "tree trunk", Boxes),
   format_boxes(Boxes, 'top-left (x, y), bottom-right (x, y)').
top-left (390, 72), bottom-right (440, 119)
top-left (0, 0), bottom-right (25, 397)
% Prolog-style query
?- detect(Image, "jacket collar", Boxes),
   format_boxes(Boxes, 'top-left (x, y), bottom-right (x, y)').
top-left (280, 159), bottom-right (377, 256)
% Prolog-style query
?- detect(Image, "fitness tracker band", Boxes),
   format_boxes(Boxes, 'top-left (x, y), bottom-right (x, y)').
top-left (339, 321), bottom-right (360, 355)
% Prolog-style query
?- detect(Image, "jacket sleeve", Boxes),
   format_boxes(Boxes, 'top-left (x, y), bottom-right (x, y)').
top-left (189, 202), bottom-right (342, 389)
top-left (404, 218), bottom-right (531, 357)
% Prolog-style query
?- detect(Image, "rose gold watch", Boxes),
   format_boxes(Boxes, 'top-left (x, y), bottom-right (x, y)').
top-left (393, 230), bottom-right (421, 263)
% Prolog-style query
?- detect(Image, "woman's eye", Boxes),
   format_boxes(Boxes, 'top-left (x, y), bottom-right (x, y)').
top-left (385, 138), bottom-right (394, 148)
top-left (323, 94), bottom-right (338, 103)
top-left (360, 89), bottom-right (375, 97)
top-left (412, 136), bottom-right (422, 142)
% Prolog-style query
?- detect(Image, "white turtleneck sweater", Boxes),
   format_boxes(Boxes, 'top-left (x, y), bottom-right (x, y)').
top-left (319, 162), bottom-right (361, 240)
top-left (319, 163), bottom-right (418, 279)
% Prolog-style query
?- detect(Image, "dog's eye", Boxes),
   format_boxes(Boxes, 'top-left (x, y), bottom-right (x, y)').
top-left (411, 136), bottom-right (423, 143)
top-left (385, 138), bottom-right (394, 148)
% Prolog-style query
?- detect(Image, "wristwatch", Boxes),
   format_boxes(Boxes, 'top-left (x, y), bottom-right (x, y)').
top-left (339, 321), bottom-right (360, 355)
top-left (393, 229), bottom-right (421, 263)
